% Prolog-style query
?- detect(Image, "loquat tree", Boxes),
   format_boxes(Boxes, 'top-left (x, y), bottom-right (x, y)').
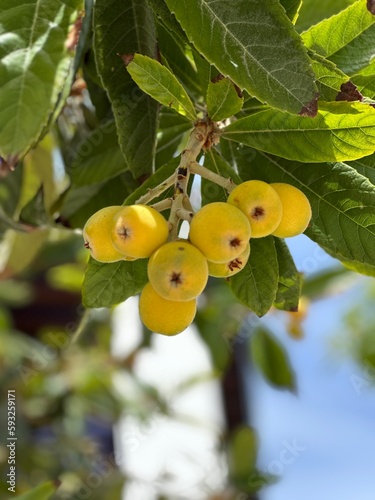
top-left (1, 0), bottom-right (375, 497)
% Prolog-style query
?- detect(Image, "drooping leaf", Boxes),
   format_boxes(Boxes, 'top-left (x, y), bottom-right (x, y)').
top-left (251, 327), bottom-right (296, 391)
top-left (165, 0), bottom-right (318, 115)
top-left (126, 54), bottom-right (197, 120)
top-left (273, 238), bottom-right (302, 312)
top-left (82, 258), bottom-right (148, 308)
top-left (201, 149), bottom-right (241, 205)
top-left (206, 77), bottom-right (244, 121)
top-left (237, 150), bottom-right (375, 276)
top-left (93, 0), bottom-right (159, 176)
top-left (70, 120), bottom-right (128, 186)
top-left (0, 0), bottom-right (83, 163)
top-left (222, 101), bottom-right (375, 163)
top-left (229, 236), bottom-right (279, 317)
top-left (301, 1), bottom-right (375, 74)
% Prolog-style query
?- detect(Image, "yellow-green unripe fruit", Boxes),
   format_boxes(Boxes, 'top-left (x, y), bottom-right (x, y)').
top-left (139, 282), bottom-right (196, 336)
top-left (189, 202), bottom-right (251, 263)
top-left (148, 240), bottom-right (208, 301)
top-left (271, 183), bottom-right (312, 238)
top-left (111, 204), bottom-right (169, 259)
top-left (208, 243), bottom-right (250, 278)
top-left (227, 180), bottom-right (282, 238)
top-left (83, 206), bottom-right (126, 263)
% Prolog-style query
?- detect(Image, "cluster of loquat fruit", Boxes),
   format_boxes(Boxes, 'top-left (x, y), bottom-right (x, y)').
top-left (83, 180), bottom-right (311, 336)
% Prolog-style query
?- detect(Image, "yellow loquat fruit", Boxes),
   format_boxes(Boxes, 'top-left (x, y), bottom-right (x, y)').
top-left (189, 202), bottom-right (251, 263)
top-left (148, 240), bottom-right (208, 301)
top-left (139, 282), bottom-right (197, 336)
top-left (83, 206), bottom-right (127, 263)
top-left (271, 183), bottom-right (312, 238)
top-left (227, 180), bottom-right (282, 238)
top-left (208, 243), bottom-right (250, 278)
top-left (111, 204), bottom-right (169, 259)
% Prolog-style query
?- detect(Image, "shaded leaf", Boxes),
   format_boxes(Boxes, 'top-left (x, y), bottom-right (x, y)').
top-left (229, 237), bottom-right (278, 317)
top-left (201, 149), bottom-right (241, 204)
top-left (222, 102), bottom-right (375, 163)
top-left (165, 0), bottom-right (318, 114)
top-left (0, 0), bottom-right (83, 162)
top-left (82, 258), bottom-right (148, 308)
top-left (347, 152), bottom-right (375, 185)
top-left (93, 0), bottom-right (159, 176)
top-left (279, 0), bottom-right (302, 23)
top-left (251, 327), bottom-right (296, 391)
top-left (147, 0), bottom-right (188, 43)
top-left (273, 238), bottom-right (302, 312)
top-left (126, 54), bottom-right (197, 120)
top-left (308, 50), bottom-right (348, 102)
top-left (206, 76), bottom-right (244, 121)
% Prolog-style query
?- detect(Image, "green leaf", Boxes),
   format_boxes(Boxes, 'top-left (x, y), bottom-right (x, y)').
top-left (251, 327), bottom-right (296, 391)
top-left (329, 25), bottom-right (375, 75)
top-left (93, 0), bottom-right (159, 176)
top-left (273, 238), bottom-right (302, 312)
top-left (237, 150), bottom-right (375, 276)
top-left (15, 480), bottom-right (60, 499)
top-left (82, 258), bottom-right (148, 308)
top-left (147, 0), bottom-right (188, 43)
top-left (222, 101), bottom-right (375, 163)
top-left (156, 110), bottom-right (192, 167)
top-left (228, 426), bottom-right (258, 481)
top-left (301, 1), bottom-right (375, 61)
top-left (70, 120), bottom-right (128, 186)
top-left (351, 60), bottom-right (375, 99)
top-left (229, 236), bottom-right (278, 317)
top-left (347, 152), bottom-right (375, 185)
top-left (127, 54), bottom-right (197, 121)
top-left (0, 0), bottom-right (83, 163)
top-left (206, 77), bottom-right (244, 121)
top-left (296, 0), bottom-right (356, 32)
top-left (165, 0), bottom-right (318, 115)
top-left (124, 156), bottom-right (180, 205)
top-left (201, 149), bottom-right (241, 204)
top-left (279, 0), bottom-right (302, 23)
top-left (308, 50), bottom-right (348, 102)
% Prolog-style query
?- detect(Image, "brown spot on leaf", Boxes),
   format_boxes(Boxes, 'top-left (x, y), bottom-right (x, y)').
top-left (211, 73), bottom-right (225, 83)
top-left (299, 93), bottom-right (319, 117)
top-left (367, 0), bottom-right (375, 14)
top-left (119, 53), bottom-right (134, 66)
top-left (336, 81), bottom-right (363, 102)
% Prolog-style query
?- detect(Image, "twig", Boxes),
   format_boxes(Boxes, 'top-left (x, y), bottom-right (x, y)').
top-left (190, 161), bottom-right (236, 192)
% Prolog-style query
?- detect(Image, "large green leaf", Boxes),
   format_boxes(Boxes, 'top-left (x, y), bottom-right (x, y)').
top-left (237, 150), bottom-right (375, 276)
top-left (126, 54), bottom-right (197, 120)
top-left (296, 0), bottom-right (356, 32)
top-left (229, 236), bottom-right (279, 317)
top-left (82, 258), bottom-right (148, 308)
top-left (301, 0), bottom-right (375, 73)
top-left (147, 0), bottom-right (188, 43)
top-left (250, 327), bottom-right (296, 391)
top-left (93, 0), bottom-right (159, 177)
top-left (0, 0), bottom-right (83, 163)
top-left (222, 101), bottom-right (375, 163)
top-left (165, 0), bottom-right (318, 115)
top-left (347, 152), bottom-right (375, 185)
top-left (70, 120), bottom-right (127, 186)
top-left (273, 238), bottom-right (302, 312)
top-left (351, 60), bottom-right (375, 99)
